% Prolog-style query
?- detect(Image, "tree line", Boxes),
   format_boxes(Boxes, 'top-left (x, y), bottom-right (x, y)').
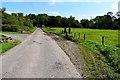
top-left (1, 8), bottom-right (120, 31)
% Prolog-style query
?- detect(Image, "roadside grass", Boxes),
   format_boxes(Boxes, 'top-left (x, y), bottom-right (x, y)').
top-left (0, 40), bottom-right (21, 54)
top-left (0, 31), bottom-right (20, 34)
top-left (0, 35), bottom-right (5, 39)
top-left (27, 27), bottom-right (37, 34)
top-left (42, 27), bottom-right (120, 78)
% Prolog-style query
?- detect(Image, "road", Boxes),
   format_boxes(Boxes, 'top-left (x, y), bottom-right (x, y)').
top-left (1, 28), bottom-right (81, 78)
top-left (0, 33), bottom-right (30, 42)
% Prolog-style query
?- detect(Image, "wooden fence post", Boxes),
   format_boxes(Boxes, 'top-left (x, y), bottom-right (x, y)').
top-left (66, 32), bottom-right (68, 37)
top-left (102, 36), bottom-right (104, 46)
top-left (74, 33), bottom-right (76, 37)
top-left (84, 34), bottom-right (86, 40)
top-left (68, 27), bottom-right (71, 34)
top-left (61, 30), bottom-right (63, 33)
top-left (79, 33), bottom-right (80, 38)
top-left (64, 27), bottom-right (66, 33)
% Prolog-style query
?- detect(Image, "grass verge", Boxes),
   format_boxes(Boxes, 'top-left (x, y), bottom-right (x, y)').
top-left (0, 39), bottom-right (21, 54)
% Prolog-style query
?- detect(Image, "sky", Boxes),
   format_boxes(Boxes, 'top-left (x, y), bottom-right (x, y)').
top-left (1, 0), bottom-right (120, 20)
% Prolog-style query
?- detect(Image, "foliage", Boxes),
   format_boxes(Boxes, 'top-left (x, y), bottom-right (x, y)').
top-left (2, 25), bottom-right (20, 32)
top-left (0, 35), bottom-right (5, 39)
top-left (2, 8), bottom-right (119, 30)
top-left (2, 13), bottom-right (20, 25)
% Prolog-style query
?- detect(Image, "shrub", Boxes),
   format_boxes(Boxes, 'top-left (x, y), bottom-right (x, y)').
top-left (2, 24), bottom-right (11, 31)
top-left (11, 25), bottom-right (20, 32)
top-left (2, 25), bottom-right (19, 32)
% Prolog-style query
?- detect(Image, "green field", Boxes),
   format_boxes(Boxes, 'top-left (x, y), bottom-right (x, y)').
top-left (49, 28), bottom-right (118, 47)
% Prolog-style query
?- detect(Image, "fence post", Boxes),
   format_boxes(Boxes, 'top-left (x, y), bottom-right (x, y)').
top-left (79, 33), bottom-right (80, 38)
top-left (62, 30), bottom-right (63, 33)
top-left (102, 36), bottom-right (104, 46)
top-left (74, 33), bottom-right (76, 37)
top-left (66, 32), bottom-right (68, 37)
top-left (64, 27), bottom-right (66, 33)
top-left (68, 27), bottom-right (71, 34)
top-left (84, 34), bottom-right (86, 40)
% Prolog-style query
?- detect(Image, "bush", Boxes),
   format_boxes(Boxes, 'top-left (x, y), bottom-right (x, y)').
top-left (96, 44), bottom-right (120, 73)
top-left (2, 25), bottom-right (19, 32)
top-left (2, 13), bottom-right (20, 26)
top-left (2, 24), bottom-right (11, 31)
top-left (11, 25), bottom-right (20, 32)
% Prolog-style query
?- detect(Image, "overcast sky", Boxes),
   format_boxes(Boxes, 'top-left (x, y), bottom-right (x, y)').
top-left (1, 0), bottom-right (120, 20)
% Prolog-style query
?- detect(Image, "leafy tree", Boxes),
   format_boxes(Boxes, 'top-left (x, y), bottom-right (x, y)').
top-left (12, 13), bottom-right (17, 17)
top-left (0, 7), bottom-right (6, 13)
top-left (2, 13), bottom-right (19, 25)
top-left (18, 13), bottom-right (23, 17)
top-left (80, 19), bottom-right (90, 28)
top-left (107, 12), bottom-right (113, 17)
top-left (23, 18), bottom-right (33, 27)
top-left (38, 14), bottom-right (48, 26)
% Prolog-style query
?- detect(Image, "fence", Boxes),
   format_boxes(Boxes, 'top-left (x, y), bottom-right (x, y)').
top-left (61, 28), bottom-right (105, 46)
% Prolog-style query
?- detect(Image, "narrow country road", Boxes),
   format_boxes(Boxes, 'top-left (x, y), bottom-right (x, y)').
top-left (1, 28), bottom-right (81, 78)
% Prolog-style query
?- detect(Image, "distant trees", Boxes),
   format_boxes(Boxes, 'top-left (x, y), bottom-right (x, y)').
top-left (80, 13), bottom-right (120, 30)
top-left (2, 8), bottom-right (33, 28)
top-left (1, 7), bottom-right (120, 30)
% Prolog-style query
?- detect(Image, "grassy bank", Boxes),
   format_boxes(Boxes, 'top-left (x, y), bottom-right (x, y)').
top-left (42, 27), bottom-right (120, 78)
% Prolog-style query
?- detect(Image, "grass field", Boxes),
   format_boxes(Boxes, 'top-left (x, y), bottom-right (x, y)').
top-left (50, 28), bottom-right (118, 47)
top-left (42, 27), bottom-right (120, 78)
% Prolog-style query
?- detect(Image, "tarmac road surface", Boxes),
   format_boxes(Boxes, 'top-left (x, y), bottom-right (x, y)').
top-left (1, 28), bottom-right (81, 78)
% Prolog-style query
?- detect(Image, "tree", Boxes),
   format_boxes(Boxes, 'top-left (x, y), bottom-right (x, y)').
top-left (12, 13), bottom-right (17, 17)
top-left (23, 18), bottom-right (33, 27)
top-left (38, 14), bottom-right (48, 26)
top-left (61, 17), bottom-right (69, 27)
top-left (116, 12), bottom-right (120, 18)
top-left (107, 12), bottom-right (113, 17)
top-left (0, 7), bottom-right (6, 13)
top-left (2, 13), bottom-right (19, 25)
top-left (55, 16), bottom-right (62, 27)
top-left (18, 13), bottom-right (23, 17)
top-left (80, 19), bottom-right (90, 28)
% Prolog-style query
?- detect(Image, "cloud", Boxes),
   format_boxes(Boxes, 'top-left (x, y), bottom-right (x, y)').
top-left (49, 0), bottom-right (57, 5)
top-left (78, 14), bottom-right (86, 19)
top-left (4, 11), bottom-right (13, 14)
top-left (48, 11), bottom-right (60, 15)
top-left (77, 14), bottom-right (87, 20)
top-left (112, 2), bottom-right (118, 12)
top-left (49, 0), bottom-right (64, 5)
